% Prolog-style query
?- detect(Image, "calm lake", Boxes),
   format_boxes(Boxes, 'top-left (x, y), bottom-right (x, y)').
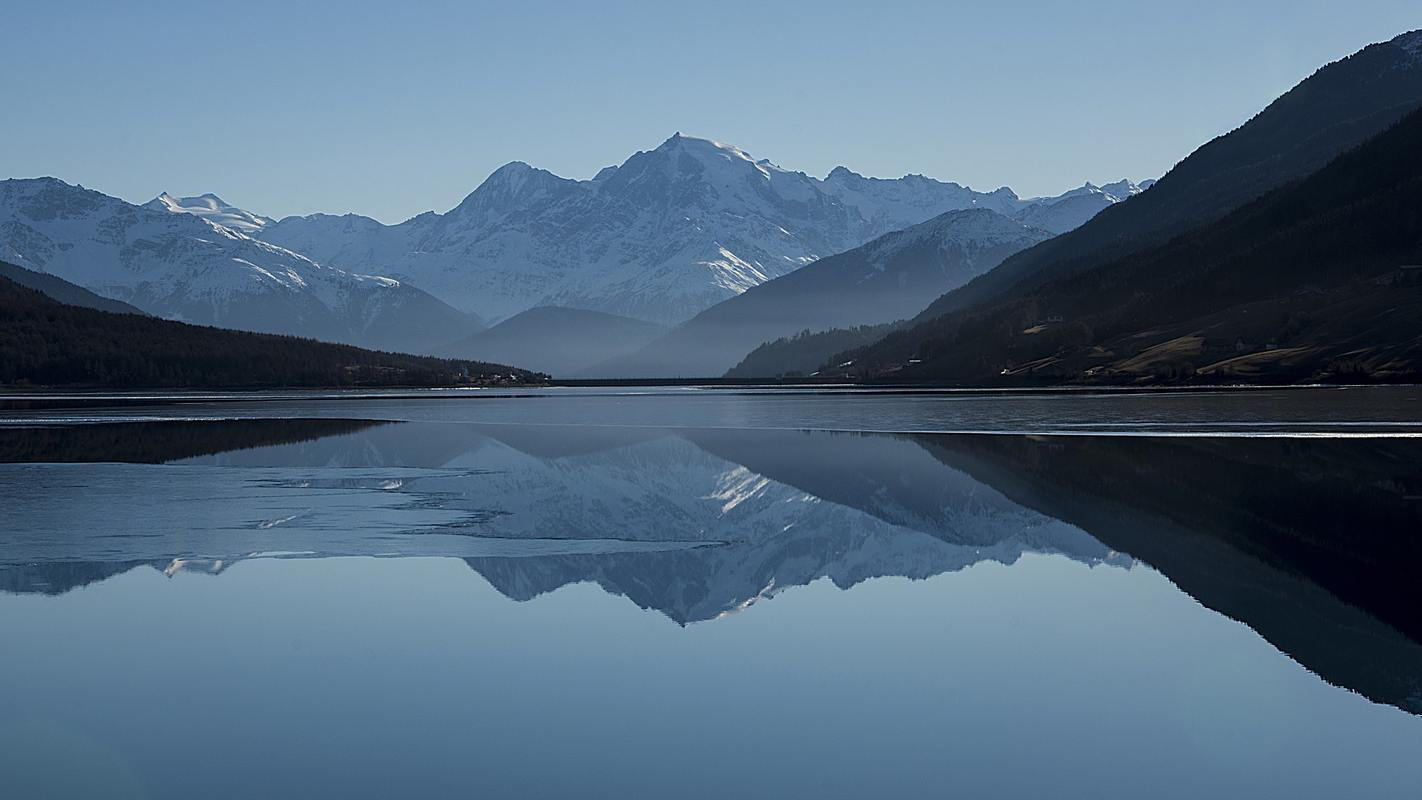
top-left (2, 386), bottom-right (1420, 799)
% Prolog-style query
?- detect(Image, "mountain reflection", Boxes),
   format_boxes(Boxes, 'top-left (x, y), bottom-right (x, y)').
top-left (0, 417), bottom-right (387, 464)
top-left (1, 418), bottom-right (1420, 714)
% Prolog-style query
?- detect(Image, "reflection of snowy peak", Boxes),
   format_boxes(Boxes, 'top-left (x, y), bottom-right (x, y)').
top-left (259, 134), bottom-right (1147, 325)
top-left (169, 422), bottom-right (1127, 622)
top-left (0, 178), bottom-right (479, 352)
top-left (440, 427), bottom-right (1123, 622)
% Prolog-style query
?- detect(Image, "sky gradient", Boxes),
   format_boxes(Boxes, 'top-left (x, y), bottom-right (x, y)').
top-left (3, 1), bottom-right (1418, 222)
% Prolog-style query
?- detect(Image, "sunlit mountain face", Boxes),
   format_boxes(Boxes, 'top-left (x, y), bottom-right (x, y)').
top-left (2, 415), bottom-right (1419, 715)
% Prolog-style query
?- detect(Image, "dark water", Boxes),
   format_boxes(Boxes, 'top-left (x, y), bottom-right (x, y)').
top-left (1, 388), bottom-right (1420, 799)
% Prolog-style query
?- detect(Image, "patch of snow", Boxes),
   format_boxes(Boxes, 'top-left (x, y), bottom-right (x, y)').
top-left (145, 192), bottom-right (274, 234)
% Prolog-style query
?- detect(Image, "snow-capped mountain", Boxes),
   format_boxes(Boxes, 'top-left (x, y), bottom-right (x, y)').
top-left (143, 192), bottom-right (274, 234)
top-left (258, 133), bottom-right (1147, 325)
top-left (594, 208), bottom-right (1055, 378)
top-left (0, 178), bottom-right (481, 352)
top-left (816, 167), bottom-right (1144, 239)
top-left (0, 139), bottom-right (1146, 346)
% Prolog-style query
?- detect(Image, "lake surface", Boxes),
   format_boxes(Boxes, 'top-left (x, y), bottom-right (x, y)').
top-left (2, 387), bottom-right (1420, 799)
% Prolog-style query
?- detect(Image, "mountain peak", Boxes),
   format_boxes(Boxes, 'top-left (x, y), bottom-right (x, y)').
top-left (148, 192), bottom-right (233, 212)
top-left (454, 161), bottom-right (577, 215)
top-left (1098, 179), bottom-right (1146, 200)
top-left (653, 132), bottom-right (763, 164)
top-left (473, 161), bottom-right (544, 190)
top-left (489, 160), bottom-right (534, 176)
top-left (142, 192), bottom-right (271, 233)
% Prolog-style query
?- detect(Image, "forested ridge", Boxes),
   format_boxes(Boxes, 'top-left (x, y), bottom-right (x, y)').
top-left (831, 106), bottom-right (1422, 385)
top-left (0, 269), bottom-right (543, 389)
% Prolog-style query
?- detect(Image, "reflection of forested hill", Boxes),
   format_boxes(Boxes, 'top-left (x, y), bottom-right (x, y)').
top-left (0, 418), bottom-right (387, 464)
top-left (915, 434), bottom-right (1422, 714)
top-left (0, 560), bottom-right (155, 596)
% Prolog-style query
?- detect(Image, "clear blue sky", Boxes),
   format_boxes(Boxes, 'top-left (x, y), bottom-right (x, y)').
top-left (3, 1), bottom-right (1417, 223)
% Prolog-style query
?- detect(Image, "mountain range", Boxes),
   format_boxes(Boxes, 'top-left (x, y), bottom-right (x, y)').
top-left (0, 141), bottom-right (1140, 365)
top-left (255, 134), bottom-right (1144, 327)
top-left (0, 178), bottom-right (482, 353)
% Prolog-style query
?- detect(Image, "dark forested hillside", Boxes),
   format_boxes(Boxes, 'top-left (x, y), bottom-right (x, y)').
top-left (906, 29), bottom-right (1422, 326)
top-left (725, 324), bottom-right (897, 379)
top-left (0, 269), bottom-right (543, 389)
top-left (832, 106), bottom-right (1422, 385)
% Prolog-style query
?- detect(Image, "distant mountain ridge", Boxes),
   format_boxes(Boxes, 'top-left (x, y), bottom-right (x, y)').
top-left (0, 142), bottom-right (1141, 362)
top-left (256, 133), bottom-right (1145, 325)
